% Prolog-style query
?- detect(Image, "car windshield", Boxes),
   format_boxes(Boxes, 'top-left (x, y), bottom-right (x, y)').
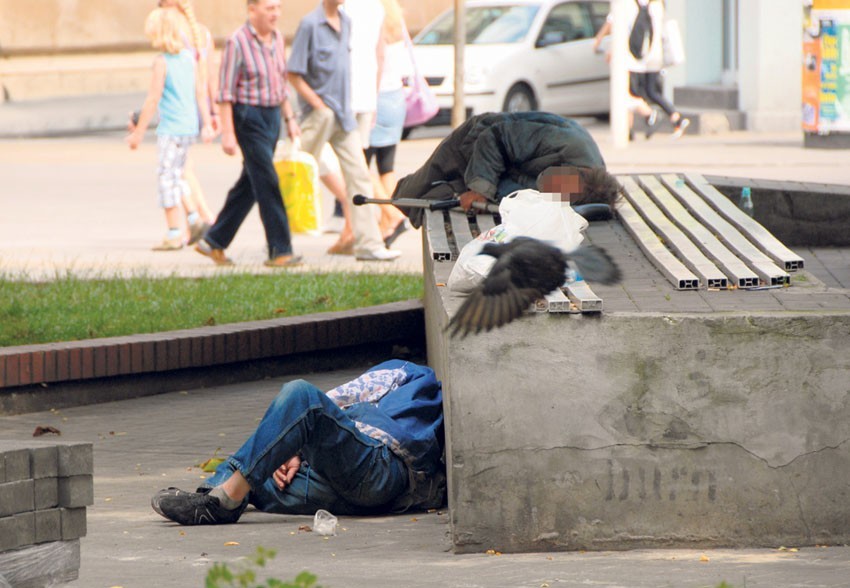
top-left (416, 5), bottom-right (541, 45)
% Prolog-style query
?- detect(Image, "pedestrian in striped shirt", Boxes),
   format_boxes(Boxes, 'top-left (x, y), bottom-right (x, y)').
top-left (195, 0), bottom-right (303, 268)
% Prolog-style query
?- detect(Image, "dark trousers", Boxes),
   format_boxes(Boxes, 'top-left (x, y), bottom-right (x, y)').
top-left (629, 71), bottom-right (678, 118)
top-left (206, 103), bottom-right (293, 258)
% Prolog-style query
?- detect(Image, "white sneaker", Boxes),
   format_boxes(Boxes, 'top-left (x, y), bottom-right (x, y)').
top-left (356, 247), bottom-right (402, 261)
top-left (671, 118), bottom-right (691, 139)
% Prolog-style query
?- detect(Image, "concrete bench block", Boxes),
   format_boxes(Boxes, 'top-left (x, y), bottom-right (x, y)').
top-left (0, 479), bottom-right (34, 517)
top-left (34, 508), bottom-right (62, 544)
top-left (0, 512), bottom-right (35, 551)
top-left (60, 507), bottom-right (87, 540)
top-left (58, 475), bottom-right (94, 508)
top-left (57, 443), bottom-right (93, 477)
top-left (429, 283), bottom-right (850, 551)
top-left (0, 539), bottom-right (80, 587)
top-left (34, 477), bottom-right (59, 510)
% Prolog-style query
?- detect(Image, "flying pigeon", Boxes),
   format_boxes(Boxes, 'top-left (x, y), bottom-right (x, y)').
top-left (447, 237), bottom-right (621, 338)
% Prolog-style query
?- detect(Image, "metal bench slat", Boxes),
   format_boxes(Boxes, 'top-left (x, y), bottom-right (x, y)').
top-left (425, 209), bottom-right (453, 262)
top-left (616, 197), bottom-right (701, 290)
top-left (475, 213), bottom-right (498, 235)
top-left (621, 177), bottom-right (709, 289)
top-left (686, 173), bottom-right (805, 272)
top-left (448, 211), bottom-right (475, 253)
top-left (665, 175), bottom-right (789, 286)
top-left (565, 281), bottom-right (603, 312)
top-left (656, 174), bottom-right (761, 288)
top-left (628, 175), bottom-right (729, 289)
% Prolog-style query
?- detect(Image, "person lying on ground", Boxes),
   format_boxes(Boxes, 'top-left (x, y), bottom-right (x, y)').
top-left (392, 111), bottom-right (622, 228)
top-left (151, 360), bottom-right (445, 525)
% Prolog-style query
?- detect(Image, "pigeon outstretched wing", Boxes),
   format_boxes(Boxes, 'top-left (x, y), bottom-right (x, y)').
top-left (447, 237), bottom-right (621, 338)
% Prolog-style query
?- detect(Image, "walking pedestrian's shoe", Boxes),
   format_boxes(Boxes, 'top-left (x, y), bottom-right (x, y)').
top-left (383, 219), bottom-right (410, 248)
top-left (195, 239), bottom-right (234, 266)
top-left (327, 238), bottom-right (354, 256)
top-left (645, 109), bottom-right (659, 139)
top-left (187, 220), bottom-right (210, 246)
top-left (356, 247), bottom-right (402, 262)
top-left (672, 117), bottom-right (691, 139)
top-left (152, 486), bottom-right (246, 526)
top-left (264, 254), bottom-right (303, 268)
top-left (152, 236), bottom-right (183, 251)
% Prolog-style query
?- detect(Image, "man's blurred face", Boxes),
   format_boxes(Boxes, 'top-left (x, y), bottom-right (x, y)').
top-left (538, 167), bottom-right (583, 202)
top-left (249, 0), bottom-right (281, 34)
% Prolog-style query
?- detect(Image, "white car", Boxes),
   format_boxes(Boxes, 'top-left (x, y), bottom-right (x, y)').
top-left (412, 0), bottom-right (611, 124)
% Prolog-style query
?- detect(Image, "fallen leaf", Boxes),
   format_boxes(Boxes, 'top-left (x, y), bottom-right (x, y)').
top-left (179, 531), bottom-right (186, 536)
top-left (104, 497), bottom-right (112, 502)
top-left (485, 549), bottom-right (502, 556)
top-left (298, 525), bottom-right (312, 533)
top-left (699, 554), bottom-right (710, 562)
top-left (410, 517), bottom-right (418, 522)
top-left (223, 541), bottom-right (239, 546)
top-left (33, 425), bottom-right (61, 437)
top-left (198, 457), bottom-right (225, 473)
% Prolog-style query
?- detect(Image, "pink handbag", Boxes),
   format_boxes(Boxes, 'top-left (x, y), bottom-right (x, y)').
top-left (403, 27), bottom-right (439, 128)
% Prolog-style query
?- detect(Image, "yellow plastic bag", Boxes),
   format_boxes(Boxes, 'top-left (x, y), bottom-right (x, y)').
top-left (274, 139), bottom-right (322, 235)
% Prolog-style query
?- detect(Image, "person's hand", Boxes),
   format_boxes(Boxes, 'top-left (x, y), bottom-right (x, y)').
top-left (459, 190), bottom-right (488, 212)
top-left (272, 455), bottom-right (302, 490)
top-left (221, 130), bottom-right (238, 156)
top-left (210, 113), bottom-right (222, 136)
top-left (125, 130), bottom-right (142, 150)
top-left (286, 118), bottom-right (302, 140)
top-left (200, 123), bottom-right (215, 144)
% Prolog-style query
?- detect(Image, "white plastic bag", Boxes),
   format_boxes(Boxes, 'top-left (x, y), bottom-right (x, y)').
top-left (662, 19), bottom-right (686, 67)
top-left (447, 189), bottom-right (588, 293)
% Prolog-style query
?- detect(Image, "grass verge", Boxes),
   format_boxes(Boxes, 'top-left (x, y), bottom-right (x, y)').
top-left (0, 271), bottom-right (423, 347)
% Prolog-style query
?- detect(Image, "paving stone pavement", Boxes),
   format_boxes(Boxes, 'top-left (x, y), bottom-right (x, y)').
top-left (1, 366), bottom-right (850, 588)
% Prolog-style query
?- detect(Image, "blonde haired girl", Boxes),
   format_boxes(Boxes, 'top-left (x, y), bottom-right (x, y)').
top-left (126, 7), bottom-right (213, 251)
top-left (368, 0), bottom-right (413, 245)
top-left (152, 0), bottom-right (219, 231)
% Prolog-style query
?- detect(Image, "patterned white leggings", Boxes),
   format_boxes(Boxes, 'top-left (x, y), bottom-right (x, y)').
top-left (156, 134), bottom-right (194, 208)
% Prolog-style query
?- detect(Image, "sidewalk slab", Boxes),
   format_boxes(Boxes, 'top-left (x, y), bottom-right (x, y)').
top-left (1, 369), bottom-right (850, 588)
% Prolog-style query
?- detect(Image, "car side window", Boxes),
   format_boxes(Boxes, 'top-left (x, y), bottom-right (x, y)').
top-left (535, 2), bottom-right (595, 48)
top-left (586, 1), bottom-right (610, 34)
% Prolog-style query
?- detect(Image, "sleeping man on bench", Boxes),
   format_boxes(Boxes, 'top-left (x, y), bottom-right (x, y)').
top-left (391, 112), bottom-right (622, 227)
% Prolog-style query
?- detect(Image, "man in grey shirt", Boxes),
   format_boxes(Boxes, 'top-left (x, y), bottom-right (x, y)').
top-left (288, 0), bottom-right (400, 261)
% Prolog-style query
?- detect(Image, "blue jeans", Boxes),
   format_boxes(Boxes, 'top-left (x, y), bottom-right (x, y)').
top-left (205, 103), bottom-right (294, 259)
top-left (205, 380), bottom-right (409, 516)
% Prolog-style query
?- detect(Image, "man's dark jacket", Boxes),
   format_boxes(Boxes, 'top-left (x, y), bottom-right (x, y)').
top-left (392, 112), bottom-right (606, 227)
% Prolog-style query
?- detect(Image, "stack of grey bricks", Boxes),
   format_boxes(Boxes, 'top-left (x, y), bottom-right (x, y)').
top-left (0, 440), bottom-right (93, 587)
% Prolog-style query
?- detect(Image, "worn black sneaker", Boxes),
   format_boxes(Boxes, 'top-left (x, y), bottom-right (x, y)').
top-left (151, 486), bottom-right (199, 518)
top-left (151, 487), bottom-right (245, 525)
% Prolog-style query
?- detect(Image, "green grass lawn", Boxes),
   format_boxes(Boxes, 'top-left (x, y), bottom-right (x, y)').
top-left (0, 271), bottom-right (423, 347)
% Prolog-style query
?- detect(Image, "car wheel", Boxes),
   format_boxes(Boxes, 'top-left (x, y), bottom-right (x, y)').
top-left (503, 84), bottom-right (537, 113)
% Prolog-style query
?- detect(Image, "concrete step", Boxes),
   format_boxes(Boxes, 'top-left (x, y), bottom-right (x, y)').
top-left (633, 108), bottom-right (747, 137)
top-left (674, 84), bottom-right (739, 110)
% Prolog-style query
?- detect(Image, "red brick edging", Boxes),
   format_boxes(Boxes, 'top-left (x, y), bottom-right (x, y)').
top-left (0, 300), bottom-right (424, 390)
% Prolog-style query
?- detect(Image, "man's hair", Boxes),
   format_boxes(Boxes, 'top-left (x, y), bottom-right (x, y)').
top-left (575, 167), bottom-right (623, 207)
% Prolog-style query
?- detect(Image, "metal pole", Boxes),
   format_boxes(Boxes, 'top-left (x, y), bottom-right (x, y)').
top-left (451, 0), bottom-right (466, 128)
top-left (610, 0), bottom-right (630, 148)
